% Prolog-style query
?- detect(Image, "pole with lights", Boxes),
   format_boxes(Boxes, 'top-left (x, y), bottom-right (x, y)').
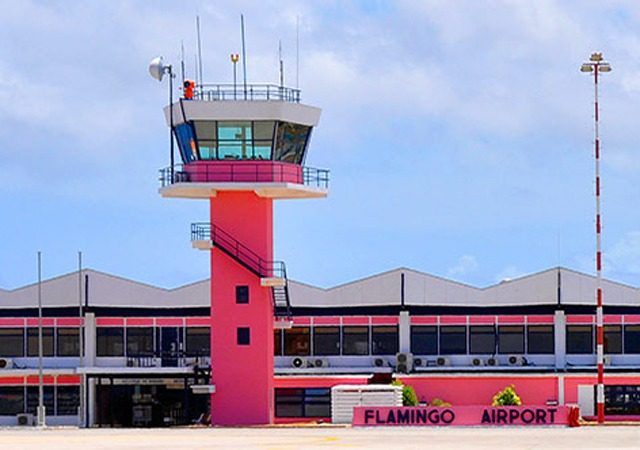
top-left (149, 57), bottom-right (175, 182)
top-left (580, 52), bottom-right (611, 424)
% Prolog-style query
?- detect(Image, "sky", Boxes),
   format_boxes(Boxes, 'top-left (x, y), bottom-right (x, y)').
top-left (1, 0), bottom-right (640, 290)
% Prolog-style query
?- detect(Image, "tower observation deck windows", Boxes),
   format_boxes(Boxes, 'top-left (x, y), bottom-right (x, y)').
top-left (175, 120), bottom-right (310, 163)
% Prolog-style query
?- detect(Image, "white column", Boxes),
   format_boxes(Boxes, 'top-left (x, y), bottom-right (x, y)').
top-left (399, 311), bottom-right (410, 353)
top-left (84, 313), bottom-right (96, 366)
top-left (554, 310), bottom-right (566, 369)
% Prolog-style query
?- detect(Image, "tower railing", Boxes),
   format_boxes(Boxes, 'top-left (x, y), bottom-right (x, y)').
top-left (195, 83), bottom-right (301, 103)
top-left (159, 163), bottom-right (330, 189)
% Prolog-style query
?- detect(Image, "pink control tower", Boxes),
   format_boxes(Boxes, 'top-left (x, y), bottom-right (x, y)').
top-left (152, 59), bottom-right (328, 425)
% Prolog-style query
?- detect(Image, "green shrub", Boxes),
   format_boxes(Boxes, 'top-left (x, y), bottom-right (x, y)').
top-left (391, 380), bottom-right (419, 406)
top-left (429, 398), bottom-right (452, 407)
top-left (491, 385), bottom-right (522, 406)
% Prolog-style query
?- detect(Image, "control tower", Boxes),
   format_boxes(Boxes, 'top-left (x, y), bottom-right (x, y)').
top-left (155, 70), bottom-right (329, 424)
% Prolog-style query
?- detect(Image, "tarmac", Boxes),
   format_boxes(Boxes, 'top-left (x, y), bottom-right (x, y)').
top-left (1, 425), bottom-right (640, 449)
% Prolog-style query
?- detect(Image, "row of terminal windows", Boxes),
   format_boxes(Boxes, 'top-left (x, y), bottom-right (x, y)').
top-left (274, 326), bottom-right (399, 356)
top-left (0, 386), bottom-right (79, 416)
top-left (0, 327), bottom-right (210, 358)
top-left (274, 324), bottom-right (640, 356)
top-left (275, 388), bottom-right (331, 418)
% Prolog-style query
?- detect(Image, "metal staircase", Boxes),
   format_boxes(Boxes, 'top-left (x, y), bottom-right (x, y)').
top-left (191, 223), bottom-right (292, 319)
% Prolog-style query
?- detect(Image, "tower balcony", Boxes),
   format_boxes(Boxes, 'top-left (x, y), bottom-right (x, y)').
top-left (194, 84), bottom-right (301, 103)
top-left (159, 161), bottom-right (329, 199)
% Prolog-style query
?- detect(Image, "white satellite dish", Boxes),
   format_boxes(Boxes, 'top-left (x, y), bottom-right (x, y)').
top-left (149, 56), bottom-right (166, 81)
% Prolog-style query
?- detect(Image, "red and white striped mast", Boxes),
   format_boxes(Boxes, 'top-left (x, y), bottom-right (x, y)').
top-left (580, 52), bottom-right (611, 424)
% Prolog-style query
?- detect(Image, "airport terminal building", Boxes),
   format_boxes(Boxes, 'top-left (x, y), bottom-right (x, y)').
top-left (0, 266), bottom-right (639, 426)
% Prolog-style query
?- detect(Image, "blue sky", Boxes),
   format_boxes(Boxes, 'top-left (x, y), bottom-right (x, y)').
top-left (1, 1), bottom-right (640, 290)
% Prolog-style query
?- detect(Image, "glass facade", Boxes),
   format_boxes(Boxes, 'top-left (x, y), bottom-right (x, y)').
top-left (342, 326), bottom-right (369, 355)
top-left (97, 327), bottom-right (124, 357)
top-left (410, 326), bottom-right (438, 355)
top-left (186, 327), bottom-right (210, 356)
top-left (0, 328), bottom-right (24, 357)
top-left (527, 325), bottom-right (554, 354)
top-left (275, 388), bottom-right (331, 418)
top-left (566, 325), bottom-right (594, 354)
top-left (498, 326), bottom-right (525, 354)
top-left (313, 327), bottom-right (340, 356)
top-left (440, 326), bottom-right (467, 355)
top-left (126, 327), bottom-right (154, 357)
top-left (57, 328), bottom-right (80, 357)
top-left (371, 326), bottom-right (399, 355)
top-left (469, 326), bottom-right (496, 354)
top-left (284, 327), bottom-right (310, 356)
top-left (28, 327), bottom-right (54, 357)
top-left (174, 120), bottom-right (310, 163)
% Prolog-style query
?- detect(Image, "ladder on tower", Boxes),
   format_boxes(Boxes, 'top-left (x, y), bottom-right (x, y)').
top-left (191, 223), bottom-right (292, 319)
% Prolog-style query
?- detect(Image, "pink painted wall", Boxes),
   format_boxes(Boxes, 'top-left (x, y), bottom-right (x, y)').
top-left (186, 161), bottom-right (302, 184)
top-left (563, 375), bottom-right (640, 404)
top-left (209, 191), bottom-right (274, 425)
top-left (396, 376), bottom-right (558, 406)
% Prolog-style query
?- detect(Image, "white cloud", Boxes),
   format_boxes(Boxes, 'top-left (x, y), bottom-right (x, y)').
top-left (448, 254), bottom-right (479, 277)
top-left (495, 265), bottom-right (525, 283)
top-left (606, 231), bottom-right (640, 276)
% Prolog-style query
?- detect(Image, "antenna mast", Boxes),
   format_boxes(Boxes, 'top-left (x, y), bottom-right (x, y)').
top-left (279, 40), bottom-right (284, 89)
top-left (196, 16), bottom-right (204, 87)
top-left (296, 15), bottom-right (300, 89)
top-left (180, 41), bottom-right (186, 85)
top-left (241, 14), bottom-right (248, 99)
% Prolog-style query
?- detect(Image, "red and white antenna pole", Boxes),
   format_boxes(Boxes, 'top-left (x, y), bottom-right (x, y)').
top-left (581, 52), bottom-right (611, 424)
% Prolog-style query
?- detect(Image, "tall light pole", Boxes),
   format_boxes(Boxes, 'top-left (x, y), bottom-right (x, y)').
top-left (580, 52), bottom-right (612, 424)
top-left (37, 251), bottom-right (45, 427)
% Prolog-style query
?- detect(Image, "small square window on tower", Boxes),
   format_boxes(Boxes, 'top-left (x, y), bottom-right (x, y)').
top-left (236, 285), bottom-right (249, 304)
top-left (237, 327), bottom-right (251, 346)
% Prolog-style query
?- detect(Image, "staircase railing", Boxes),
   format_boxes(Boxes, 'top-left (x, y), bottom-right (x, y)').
top-left (191, 222), bottom-right (292, 318)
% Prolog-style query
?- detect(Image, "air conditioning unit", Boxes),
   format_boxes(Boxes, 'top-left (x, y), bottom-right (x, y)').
top-left (16, 413), bottom-right (34, 426)
top-left (291, 357), bottom-right (307, 368)
top-left (373, 357), bottom-right (386, 368)
top-left (395, 352), bottom-right (414, 374)
top-left (312, 358), bottom-right (329, 368)
top-left (436, 357), bottom-right (450, 367)
top-left (604, 355), bottom-right (613, 366)
top-left (413, 358), bottom-right (424, 368)
top-left (486, 357), bottom-right (499, 367)
top-left (508, 355), bottom-right (526, 366)
top-left (471, 357), bottom-right (484, 367)
top-left (0, 359), bottom-right (13, 369)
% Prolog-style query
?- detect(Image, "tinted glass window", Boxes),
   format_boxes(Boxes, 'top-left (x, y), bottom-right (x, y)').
top-left (313, 327), bottom-right (340, 356)
top-left (237, 327), bottom-right (250, 346)
top-left (57, 328), bottom-right (80, 357)
top-left (236, 285), bottom-right (249, 304)
top-left (372, 326), bottom-right (399, 355)
top-left (274, 329), bottom-right (282, 356)
top-left (27, 386), bottom-right (54, 415)
top-left (411, 326), bottom-right (438, 355)
top-left (604, 325), bottom-right (622, 354)
top-left (0, 387), bottom-right (24, 415)
top-left (527, 325), bottom-right (554, 354)
top-left (439, 326), bottom-right (467, 355)
top-left (275, 388), bottom-right (330, 418)
top-left (274, 122), bottom-right (310, 164)
top-left (126, 327), bottom-right (154, 357)
top-left (624, 325), bottom-right (640, 353)
top-left (469, 326), bottom-right (496, 354)
top-left (57, 386), bottom-right (80, 416)
top-left (0, 328), bottom-right (24, 357)
top-left (284, 327), bottom-right (310, 356)
top-left (566, 325), bottom-right (593, 354)
top-left (342, 326), bottom-right (369, 355)
top-left (186, 327), bottom-right (210, 357)
top-left (28, 327), bottom-right (54, 357)
top-left (218, 121), bottom-right (252, 159)
top-left (498, 325), bottom-right (525, 354)
top-left (97, 327), bottom-right (124, 357)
